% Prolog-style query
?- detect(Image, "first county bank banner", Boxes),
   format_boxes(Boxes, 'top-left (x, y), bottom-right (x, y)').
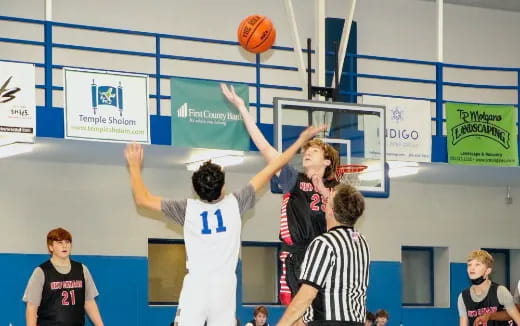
top-left (170, 77), bottom-right (249, 151)
top-left (64, 68), bottom-right (150, 143)
top-left (446, 102), bottom-right (518, 166)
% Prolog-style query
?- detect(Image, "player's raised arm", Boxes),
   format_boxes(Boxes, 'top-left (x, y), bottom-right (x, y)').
top-left (221, 83), bottom-right (279, 163)
top-left (249, 125), bottom-right (327, 192)
top-left (125, 143), bottom-right (162, 211)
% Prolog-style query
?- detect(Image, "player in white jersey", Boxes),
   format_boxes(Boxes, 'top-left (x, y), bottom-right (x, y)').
top-left (125, 125), bottom-right (326, 326)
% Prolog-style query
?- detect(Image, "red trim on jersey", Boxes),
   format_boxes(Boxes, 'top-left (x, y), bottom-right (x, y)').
top-left (279, 193), bottom-right (294, 245)
top-left (279, 251), bottom-right (292, 305)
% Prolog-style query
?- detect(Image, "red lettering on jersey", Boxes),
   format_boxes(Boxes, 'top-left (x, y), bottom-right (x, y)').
top-left (299, 181), bottom-right (313, 192)
top-left (50, 280), bottom-right (83, 290)
top-left (477, 307), bottom-right (497, 316)
top-left (468, 306), bottom-right (498, 320)
top-left (50, 281), bottom-right (62, 290)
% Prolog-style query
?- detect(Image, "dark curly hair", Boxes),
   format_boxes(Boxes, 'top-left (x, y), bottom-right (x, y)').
top-left (192, 161), bottom-right (225, 202)
top-left (332, 183), bottom-right (365, 226)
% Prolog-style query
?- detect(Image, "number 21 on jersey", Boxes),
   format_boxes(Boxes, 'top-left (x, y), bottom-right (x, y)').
top-left (200, 209), bottom-right (227, 235)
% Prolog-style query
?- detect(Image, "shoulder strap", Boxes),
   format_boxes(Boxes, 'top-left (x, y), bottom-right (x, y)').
top-left (461, 288), bottom-right (472, 307)
top-left (38, 259), bottom-right (53, 272)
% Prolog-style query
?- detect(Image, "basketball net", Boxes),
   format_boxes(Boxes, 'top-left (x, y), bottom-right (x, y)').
top-left (336, 164), bottom-right (367, 188)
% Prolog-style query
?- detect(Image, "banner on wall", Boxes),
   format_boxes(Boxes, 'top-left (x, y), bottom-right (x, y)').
top-left (171, 77), bottom-right (250, 151)
top-left (362, 95), bottom-right (432, 162)
top-left (0, 61), bottom-right (36, 144)
top-left (446, 102), bottom-right (518, 166)
top-left (64, 68), bottom-right (150, 143)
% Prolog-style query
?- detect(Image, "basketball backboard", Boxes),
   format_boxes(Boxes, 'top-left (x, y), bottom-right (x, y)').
top-left (272, 97), bottom-right (388, 197)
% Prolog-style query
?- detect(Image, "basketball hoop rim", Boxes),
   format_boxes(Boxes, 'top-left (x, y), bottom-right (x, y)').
top-left (336, 164), bottom-right (368, 176)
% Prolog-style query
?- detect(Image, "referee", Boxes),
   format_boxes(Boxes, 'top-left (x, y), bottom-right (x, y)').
top-left (276, 183), bottom-right (370, 326)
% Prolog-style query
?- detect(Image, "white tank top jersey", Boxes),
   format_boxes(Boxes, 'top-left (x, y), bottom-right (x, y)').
top-left (183, 194), bottom-right (242, 275)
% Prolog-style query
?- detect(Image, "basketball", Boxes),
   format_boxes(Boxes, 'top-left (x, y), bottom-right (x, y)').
top-left (237, 14), bottom-right (276, 54)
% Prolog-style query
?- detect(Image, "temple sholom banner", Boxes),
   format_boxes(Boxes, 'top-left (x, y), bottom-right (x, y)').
top-left (64, 68), bottom-right (150, 143)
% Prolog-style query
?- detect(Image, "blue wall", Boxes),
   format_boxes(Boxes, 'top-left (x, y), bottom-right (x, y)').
top-left (1, 253), bottom-right (467, 326)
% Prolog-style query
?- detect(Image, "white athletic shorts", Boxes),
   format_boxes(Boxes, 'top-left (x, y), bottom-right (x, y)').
top-left (174, 272), bottom-right (236, 326)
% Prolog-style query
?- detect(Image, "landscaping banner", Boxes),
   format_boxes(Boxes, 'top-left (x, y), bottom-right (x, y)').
top-left (446, 102), bottom-right (518, 166)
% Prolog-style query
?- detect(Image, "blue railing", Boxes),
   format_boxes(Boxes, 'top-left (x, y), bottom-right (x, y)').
top-left (1, 14), bottom-right (518, 164)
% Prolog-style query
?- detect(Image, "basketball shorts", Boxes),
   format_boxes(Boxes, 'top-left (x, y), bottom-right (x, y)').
top-left (174, 272), bottom-right (236, 326)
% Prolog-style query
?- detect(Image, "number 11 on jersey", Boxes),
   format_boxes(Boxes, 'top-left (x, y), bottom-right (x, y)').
top-left (200, 209), bottom-right (227, 235)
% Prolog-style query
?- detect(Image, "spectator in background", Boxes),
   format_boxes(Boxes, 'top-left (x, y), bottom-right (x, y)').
top-left (375, 309), bottom-right (389, 326)
top-left (245, 306), bottom-right (269, 326)
top-left (365, 311), bottom-right (375, 326)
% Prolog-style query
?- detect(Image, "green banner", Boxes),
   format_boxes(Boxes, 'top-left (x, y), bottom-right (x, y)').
top-left (446, 102), bottom-right (518, 166)
top-left (171, 78), bottom-right (250, 151)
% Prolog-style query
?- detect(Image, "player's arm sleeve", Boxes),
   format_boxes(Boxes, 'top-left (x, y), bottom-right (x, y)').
top-left (83, 265), bottom-right (100, 301)
top-left (233, 184), bottom-right (256, 215)
top-left (299, 238), bottom-right (334, 289)
top-left (457, 293), bottom-right (467, 317)
top-left (497, 285), bottom-right (516, 309)
top-left (22, 267), bottom-right (44, 306)
top-left (161, 199), bottom-right (187, 225)
top-left (271, 165), bottom-right (298, 194)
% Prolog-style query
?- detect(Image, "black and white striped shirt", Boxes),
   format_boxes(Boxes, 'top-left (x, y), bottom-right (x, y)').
top-left (299, 225), bottom-right (370, 323)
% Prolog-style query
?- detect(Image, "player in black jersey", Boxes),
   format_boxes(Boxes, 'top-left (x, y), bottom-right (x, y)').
top-left (474, 280), bottom-right (520, 325)
top-left (458, 250), bottom-right (520, 326)
top-left (23, 228), bottom-right (103, 326)
top-left (222, 84), bottom-right (339, 310)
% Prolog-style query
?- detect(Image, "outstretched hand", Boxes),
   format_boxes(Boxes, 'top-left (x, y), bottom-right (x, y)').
top-left (125, 143), bottom-right (143, 171)
top-left (299, 125), bottom-right (327, 143)
top-left (221, 83), bottom-right (246, 110)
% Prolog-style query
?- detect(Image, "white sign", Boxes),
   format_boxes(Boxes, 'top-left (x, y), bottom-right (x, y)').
top-left (363, 95), bottom-right (432, 162)
top-left (0, 61), bottom-right (36, 144)
top-left (64, 68), bottom-right (150, 143)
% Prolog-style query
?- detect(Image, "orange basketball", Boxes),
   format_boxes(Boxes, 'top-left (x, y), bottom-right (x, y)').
top-left (237, 14), bottom-right (276, 54)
